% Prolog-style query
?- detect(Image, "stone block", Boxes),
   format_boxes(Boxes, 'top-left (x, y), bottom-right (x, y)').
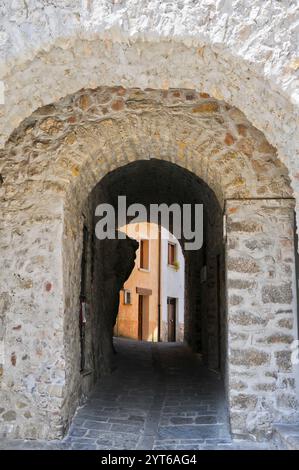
top-left (230, 412), bottom-right (247, 433)
top-left (158, 425), bottom-right (221, 440)
top-left (192, 102), bottom-right (219, 113)
top-left (69, 427), bottom-right (87, 437)
top-left (231, 311), bottom-right (266, 326)
top-left (254, 382), bottom-right (276, 392)
top-left (83, 420), bottom-right (111, 431)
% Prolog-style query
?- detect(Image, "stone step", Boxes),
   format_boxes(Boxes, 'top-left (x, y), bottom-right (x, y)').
top-left (273, 424), bottom-right (299, 450)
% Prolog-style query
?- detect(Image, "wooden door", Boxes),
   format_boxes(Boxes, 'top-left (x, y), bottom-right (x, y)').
top-left (167, 297), bottom-right (176, 342)
top-left (138, 295), bottom-right (143, 340)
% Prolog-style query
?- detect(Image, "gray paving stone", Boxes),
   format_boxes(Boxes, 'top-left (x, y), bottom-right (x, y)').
top-left (179, 438), bottom-right (205, 444)
top-left (76, 413), bottom-right (109, 422)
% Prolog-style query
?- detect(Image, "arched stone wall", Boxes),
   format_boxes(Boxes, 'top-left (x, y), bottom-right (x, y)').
top-left (0, 85), bottom-right (298, 440)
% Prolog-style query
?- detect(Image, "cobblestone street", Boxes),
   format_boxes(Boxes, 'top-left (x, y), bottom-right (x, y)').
top-left (0, 339), bottom-right (275, 450)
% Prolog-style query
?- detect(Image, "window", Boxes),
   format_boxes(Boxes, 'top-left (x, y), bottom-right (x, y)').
top-left (168, 242), bottom-right (176, 266)
top-left (123, 289), bottom-right (132, 305)
top-left (139, 239), bottom-right (149, 270)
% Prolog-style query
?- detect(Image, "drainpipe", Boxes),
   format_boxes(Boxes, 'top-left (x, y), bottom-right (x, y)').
top-left (158, 224), bottom-right (161, 342)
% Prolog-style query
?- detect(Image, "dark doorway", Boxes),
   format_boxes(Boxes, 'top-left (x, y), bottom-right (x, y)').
top-left (167, 297), bottom-right (176, 342)
top-left (138, 294), bottom-right (149, 340)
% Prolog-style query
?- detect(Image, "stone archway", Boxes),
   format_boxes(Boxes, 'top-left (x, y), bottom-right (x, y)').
top-left (0, 86), bottom-right (298, 440)
top-left (1, 2), bottom-right (298, 218)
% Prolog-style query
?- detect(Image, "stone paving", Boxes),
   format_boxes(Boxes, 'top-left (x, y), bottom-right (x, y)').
top-left (0, 339), bottom-right (276, 450)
